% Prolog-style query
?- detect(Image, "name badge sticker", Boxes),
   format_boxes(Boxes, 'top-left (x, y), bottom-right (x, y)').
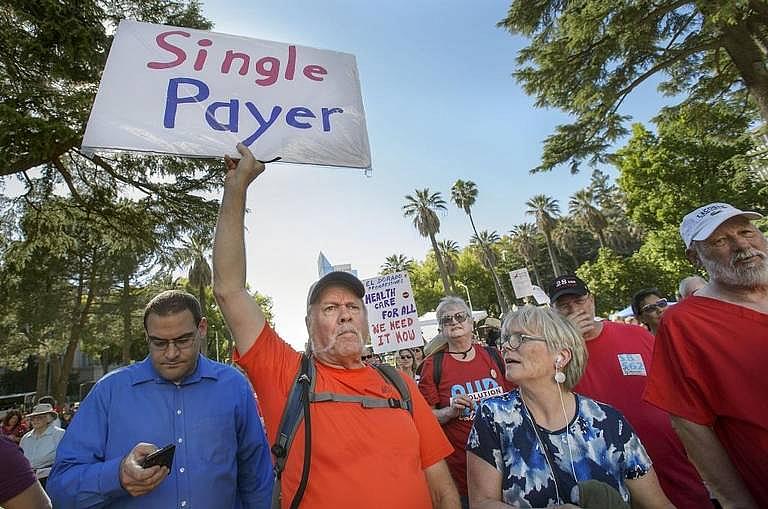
top-left (618, 354), bottom-right (647, 376)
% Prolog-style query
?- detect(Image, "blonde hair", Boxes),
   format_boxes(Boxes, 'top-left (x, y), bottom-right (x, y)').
top-left (501, 305), bottom-right (588, 389)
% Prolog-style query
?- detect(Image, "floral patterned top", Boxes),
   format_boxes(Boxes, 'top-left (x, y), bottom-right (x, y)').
top-left (467, 389), bottom-right (651, 507)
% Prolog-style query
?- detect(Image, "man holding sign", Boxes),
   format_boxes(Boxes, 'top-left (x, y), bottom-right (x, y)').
top-left (213, 144), bottom-right (459, 508)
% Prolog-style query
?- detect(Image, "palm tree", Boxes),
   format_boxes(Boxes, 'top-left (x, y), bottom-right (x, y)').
top-left (451, 179), bottom-right (510, 312)
top-left (470, 230), bottom-right (511, 314)
top-left (552, 217), bottom-right (582, 270)
top-left (437, 239), bottom-right (460, 285)
top-left (509, 223), bottom-right (542, 287)
top-left (568, 189), bottom-right (608, 248)
top-left (380, 254), bottom-right (414, 275)
top-left (525, 194), bottom-right (562, 276)
top-left (403, 189), bottom-right (454, 295)
top-left (175, 232), bottom-right (212, 355)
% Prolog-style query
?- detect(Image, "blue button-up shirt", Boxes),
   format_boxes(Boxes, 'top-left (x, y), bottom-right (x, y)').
top-left (47, 355), bottom-right (273, 508)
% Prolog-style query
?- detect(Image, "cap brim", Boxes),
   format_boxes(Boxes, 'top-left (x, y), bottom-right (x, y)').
top-left (549, 287), bottom-right (588, 303)
top-left (691, 210), bottom-right (763, 245)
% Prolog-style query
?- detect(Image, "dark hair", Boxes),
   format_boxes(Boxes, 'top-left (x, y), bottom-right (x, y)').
top-left (143, 290), bottom-right (203, 331)
top-left (631, 288), bottom-right (663, 316)
top-left (2, 409), bottom-right (23, 428)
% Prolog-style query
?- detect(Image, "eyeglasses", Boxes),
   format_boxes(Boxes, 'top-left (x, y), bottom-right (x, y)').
top-left (147, 331), bottom-right (199, 351)
top-left (500, 332), bottom-right (547, 351)
top-left (439, 312), bottom-right (469, 327)
top-left (639, 299), bottom-right (668, 315)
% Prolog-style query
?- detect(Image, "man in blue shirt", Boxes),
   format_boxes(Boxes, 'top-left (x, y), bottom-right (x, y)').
top-left (47, 290), bottom-right (273, 508)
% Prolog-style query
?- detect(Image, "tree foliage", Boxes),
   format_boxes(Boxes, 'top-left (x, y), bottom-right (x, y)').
top-left (499, 0), bottom-right (768, 173)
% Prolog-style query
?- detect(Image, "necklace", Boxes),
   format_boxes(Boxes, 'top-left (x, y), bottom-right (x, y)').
top-left (446, 345), bottom-right (473, 359)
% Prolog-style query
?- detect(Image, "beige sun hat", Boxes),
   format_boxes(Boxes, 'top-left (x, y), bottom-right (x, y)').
top-left (26, 403), bottom-right (57, 419)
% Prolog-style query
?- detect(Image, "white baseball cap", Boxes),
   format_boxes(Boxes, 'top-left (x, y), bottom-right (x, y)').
top-left (680, 203), bottom-right (762, 248)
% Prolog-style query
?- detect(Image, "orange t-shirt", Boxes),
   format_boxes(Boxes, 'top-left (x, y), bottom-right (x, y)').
top-left (235, 324), bottom-right (453, 508)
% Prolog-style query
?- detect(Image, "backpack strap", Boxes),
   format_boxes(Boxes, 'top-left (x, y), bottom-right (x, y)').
top-left (271, 354), bottom-right (314, 509)
top-left (484, 345), bottom-right (506, 377)
top-left (432, 350), bottom-right (445, 408)
top-left (372, 363), bottom-right (413, 415)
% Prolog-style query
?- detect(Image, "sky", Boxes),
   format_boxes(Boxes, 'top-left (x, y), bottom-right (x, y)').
top-left (189, 0), bottom-right (668, 350)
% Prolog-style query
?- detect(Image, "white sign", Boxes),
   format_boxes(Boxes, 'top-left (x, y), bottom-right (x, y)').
top-left (531, 285), bottom-right (550, 305)
top-left (82, 20), bottom-right (371, 169)
top-left (509, 268), bottom-right (534, 298)
top-left (363, 272), bottom-right (423, 354)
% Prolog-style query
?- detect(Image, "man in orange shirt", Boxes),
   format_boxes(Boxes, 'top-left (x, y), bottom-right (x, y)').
top-left (212, 144), bottom-right (459, 509)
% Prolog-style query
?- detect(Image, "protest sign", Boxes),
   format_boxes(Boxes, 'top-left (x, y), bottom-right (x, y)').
top-left (82, 20), bottom-right (371, 168)
top-left (363, 272), bottom-right (423, 354)
top-left (531, 285), bottom-right (550, 305)
top-left (509, 268), bottom-right (534, 299)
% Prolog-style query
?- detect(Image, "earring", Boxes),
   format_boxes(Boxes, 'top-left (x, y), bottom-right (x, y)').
top-left (554, 365), bottom-right (566, 384)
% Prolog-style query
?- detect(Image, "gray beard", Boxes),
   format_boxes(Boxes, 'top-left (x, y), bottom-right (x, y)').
top-left (700, 249), bottom-right (768, 289)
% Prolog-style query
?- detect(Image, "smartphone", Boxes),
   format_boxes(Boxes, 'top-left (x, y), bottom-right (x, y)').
top-left (141, 444), bottom-right (175, 469)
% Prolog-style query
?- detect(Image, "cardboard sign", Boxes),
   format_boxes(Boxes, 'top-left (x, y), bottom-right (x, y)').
top-left (363, 272), bottom-right (423, 354)
top-left (82, 20), bottom-right (371, 168)
top-left (531, 285), bottom-right (550, 305)
top-left (509, 268), bottom-right (534, 298)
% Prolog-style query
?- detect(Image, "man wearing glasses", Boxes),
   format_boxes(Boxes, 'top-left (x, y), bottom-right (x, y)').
top-left (547, 275), bottom-right (710, 509)
top-left (645, 203), bottom-right (768, 508)
top-left (47, 290), bottom-right (273, 508)
top-left (630, 288), bottom-right (669, 335)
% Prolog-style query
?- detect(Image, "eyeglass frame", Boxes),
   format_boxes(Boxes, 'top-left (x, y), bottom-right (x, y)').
top-left (499, 332), bottom-right (548, 351)
top-left (146, 329), bottom-right (201, 352)
top-left (639, 298), bottom-right (668, 315)
top-left (438, 311), bottom-right (470, 327)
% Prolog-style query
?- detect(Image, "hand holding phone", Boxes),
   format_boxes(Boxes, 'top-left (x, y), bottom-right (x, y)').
top-left (140, 444), bottom-right (176, 469)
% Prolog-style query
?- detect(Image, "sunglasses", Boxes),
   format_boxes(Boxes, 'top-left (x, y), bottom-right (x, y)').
top-left (399, 355), bottom-right (413, 360)
top-left (361, 354), bottom-right (374, 361)
top-left (439, 312), bottom-right (469, 327)
top-left (639, 298), bottom-right (668, 315)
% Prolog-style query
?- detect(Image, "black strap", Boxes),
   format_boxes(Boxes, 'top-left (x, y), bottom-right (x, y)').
top-left (433, 350), bottom-right (445, 388)
top-left (484, 345), bottom-right (506, 376)
top-left (433, 345), bottom-right (505, 409)
top-left (291, 367), bottom-right (312, 509)
top-left (372, 363), bottom-right (413, 414)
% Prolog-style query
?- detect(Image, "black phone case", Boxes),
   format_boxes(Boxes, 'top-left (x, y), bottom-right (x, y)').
top-left (141, 444), bottom-right (175, 469)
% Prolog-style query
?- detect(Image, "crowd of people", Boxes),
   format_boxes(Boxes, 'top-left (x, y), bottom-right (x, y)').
top-left (1, 144), bottom-right (766, 509)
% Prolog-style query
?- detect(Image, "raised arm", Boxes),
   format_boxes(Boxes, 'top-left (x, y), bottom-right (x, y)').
top-left (213, 143), bottom-right (267, 355)
top-left (671, 416), bottom-right (758, 509)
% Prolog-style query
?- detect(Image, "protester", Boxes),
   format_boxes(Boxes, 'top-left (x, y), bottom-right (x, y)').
top-left (677, 274), bottom-right (707, 299)
top-left (2, 409), bottom-right (29, 444)
top-left (361, 345), bottom-right (381, 364)
top-left (418, 296), bottom-right (512, 508)
top-left (467, 305), bottom-right (672, 508)
top-left (412, 345), bottom-right (425, 366)
top-left (396, 348), bottom-right (417, 379)
top-left (212, 144), bottom-right (459, 508)
top-left (644, 202), bottom-right (768, 507)
top-left (47, 290), bottom-right (273, 509)
top-left (0, 436), bottom-right (52, 509)
top-left (548, 275), bottom-right (711, 508)
top-left (35, 397), bottom-right (61, 428)
top-left (631, 288), bottom-right (668, 335)
top-left (19, 404), bottom-right (64, 489)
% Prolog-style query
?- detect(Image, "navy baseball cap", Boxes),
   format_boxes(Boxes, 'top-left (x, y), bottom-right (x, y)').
top-left (547, 275), bottom-right (589, 303)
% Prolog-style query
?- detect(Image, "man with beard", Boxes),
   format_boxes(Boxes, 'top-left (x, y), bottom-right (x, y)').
top-left (212, 144), bottom-right (458, 509)
top-left (645, 202), bottom-right (768, 508)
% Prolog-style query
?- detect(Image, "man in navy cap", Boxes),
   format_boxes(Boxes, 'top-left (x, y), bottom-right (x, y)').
top-left (547, 275), bottom-right (710, 509)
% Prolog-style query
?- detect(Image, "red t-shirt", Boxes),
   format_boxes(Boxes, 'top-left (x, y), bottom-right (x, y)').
top-left (0, 436), bottom-right (36, 504)
top-left (644, 296), bottom-right (768, 505)
top-left (418, 346), bottom-right (513, 496)
top-left (573, 321), bottom-right (709, 508)
top-left (235, 325), bottom-right (453, 509)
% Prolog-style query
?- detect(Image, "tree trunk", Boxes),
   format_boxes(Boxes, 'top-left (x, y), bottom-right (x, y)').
top-left (35, 354), bottom-right (47, 401)
top-left (121, 269), bottom-right (132, 364)
top-left (719, 20), bottom-right (768, 124)
top-left (199, 283), bottom-right (208, 356)
top-left (467, 212), bottom-right (510, 313)
top-left (429, 233), bottom-right (454, 296)
top-left (543, 230), bottom-right (562, 276)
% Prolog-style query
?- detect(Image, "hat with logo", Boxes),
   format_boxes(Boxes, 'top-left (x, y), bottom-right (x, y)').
top-left (680, 203), bottom-right (762, 248)
top-left (547, 274), bottom-right (590, 303)
top-left (306, 271), bottom-right (365, 308)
